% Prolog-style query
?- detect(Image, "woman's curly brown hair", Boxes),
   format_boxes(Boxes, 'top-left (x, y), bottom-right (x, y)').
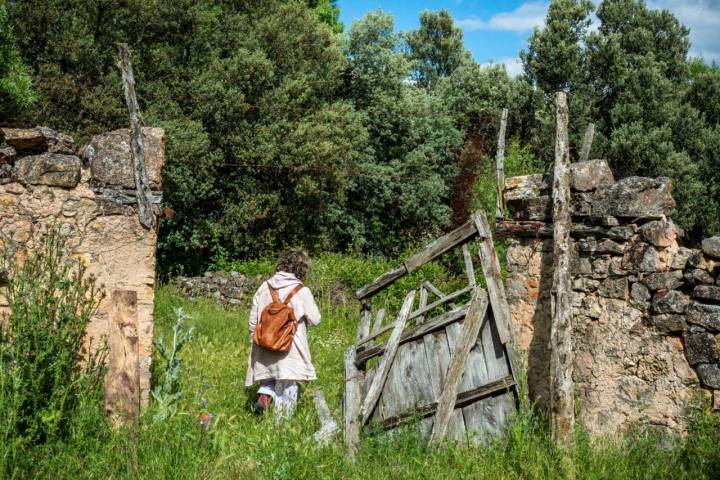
top-left (275, 249), bottom-right (311, 281)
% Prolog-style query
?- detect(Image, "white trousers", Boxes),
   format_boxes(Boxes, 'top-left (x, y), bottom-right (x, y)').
top-left (258, 379), bottom-right (299, 422)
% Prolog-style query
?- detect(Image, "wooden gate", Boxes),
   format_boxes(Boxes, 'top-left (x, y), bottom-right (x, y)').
top-left (344, 211), bottom-right (522, 454)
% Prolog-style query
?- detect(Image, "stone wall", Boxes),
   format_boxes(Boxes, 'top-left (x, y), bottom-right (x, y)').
top-left (0, 126), bottom-right (164, 405)
top-left (502, 160), bottom-right (719, 435)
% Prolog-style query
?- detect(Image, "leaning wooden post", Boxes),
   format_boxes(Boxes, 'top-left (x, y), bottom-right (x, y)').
top-left (343, 347), bottom-right (362, 458)
top-left (495, 107), bottom-right (508, 219)
top-left (549, 92), bottom-right (575, 444)
top-left (104, 290), bottom-right (140, 427)
top-left (118, 43), bottom-right (153, 229)
top-left (579, 122), bottom-right (594, 163)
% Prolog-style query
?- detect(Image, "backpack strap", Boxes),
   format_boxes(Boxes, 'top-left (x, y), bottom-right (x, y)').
top-left (267, 283), bottom-right (281, 304)
top-left (283, 284), bottom-right (305, 305)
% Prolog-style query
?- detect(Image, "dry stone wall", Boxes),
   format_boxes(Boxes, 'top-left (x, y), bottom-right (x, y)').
top-left (503, 160), bottom-right (720, 435)
top-left (0, 125), bottom-right (163, 405)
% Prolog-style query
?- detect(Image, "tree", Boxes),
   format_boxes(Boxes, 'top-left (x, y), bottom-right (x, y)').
top-left (406, 10), bottom-right (469, 89)
top-left (307, 0), bottom-right (343, 33)
top-left (0, 1), bottom-right (34, 120)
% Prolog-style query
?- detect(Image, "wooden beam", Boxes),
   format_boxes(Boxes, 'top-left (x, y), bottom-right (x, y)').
top-left (462, 243), bottom-right (476, 287)
top-left (356, 304), bottom-right (470, 365)
top-left (495, 220), bottom-right (632, 241)
top-left (579, 122), bottom-right (595, 163)
top-left (422, 280), bottom-right (458, 309)
top-left (104, 290), bottom-right (140, 427)
top-left (355, 264), bottom-right (407, 300)
top-left (382, 375), bottom-right (515, 430)
top-left (343, 347), bottom-right (362, 458)
top-left (550, 92), bottom-right (575, 444)
top-left (496, 108), bottom-right (508, 219)
top-left (371, 308), bottom-right (386, 335)
top-left (118, 43), bottom-right (153, 229)
top-left (429, 288), bottom-right (489, 445)
top-left (313, 389), bottom-right (340, 445)
top-left (472, 211), bottom-right (511, 344)
top-left (359, 290), bottom-right (415, 425)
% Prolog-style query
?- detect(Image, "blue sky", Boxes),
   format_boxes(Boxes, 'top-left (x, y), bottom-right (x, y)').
top-left (337, 1), bottom-right (720, 75)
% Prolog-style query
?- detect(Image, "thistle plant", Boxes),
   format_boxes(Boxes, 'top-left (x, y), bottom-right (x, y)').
top-left (151, 308), bottom-right (195, 422)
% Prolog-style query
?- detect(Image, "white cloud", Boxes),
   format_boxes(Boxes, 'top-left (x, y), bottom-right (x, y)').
top-left (456, 2), bottom-right (547, 33)
top-left (648, 0), bottom-right (720, 62)
top-left (483, 57), bottom-right (525, 77)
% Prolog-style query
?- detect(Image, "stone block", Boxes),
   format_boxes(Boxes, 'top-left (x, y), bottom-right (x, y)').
top-left (570, 159), bottom-right (615, 191)
top-left (12, 153), bottom-right (81, 188)
top-left (639, 220), bottom-right (678, 248)
top-left (671, 247), bottom-right (695, 270)
top-left (506, 195), bottom-right (551, 220)
top-left (592, 257), bottom-right (609, 278)
top-left (0, 144), bottom-right (16, 164)
top-left (84, 127), bottom-right (165, 189)
top-left (687, 252), bottom-right (707, 270)
top-left (598, 277), bottom-right (628, 299)
top-left (572, 254), bottom-right (592, 276)
top-left (1, 126), bottom-right (74, 154)
top-left (684, 268), bottom-right (715, 287)
top-left (607, 225), bottom-right (635, 241)
top-left (702, 237), bottom-right (720, 259)
top-left (697, 364), bottom-right (720, 389)
top-left (630, 282), bottom-right (650, 309)
top-left (650, 314), bottom-right (686, 334)
top-left (582, 295), bottom-right (602, 319)
top-left (684, 332), bottom-right (720, 365)
top-left (592, 176), bottom-right (675, 219)
top-left (0, 164), bottom-right (10, 185)
top-left (597, 239), bottom-right (625, 255)
top-left (639, 245), bottom-right (662, 272)
top-left (694, 285), bottom-right (720, 302)
top-left (652, 290), bottom-right (689, 314)
top-left (571, 192), bottom-right (593, 216)
top-left (642, 271), bottom-right (683, 291)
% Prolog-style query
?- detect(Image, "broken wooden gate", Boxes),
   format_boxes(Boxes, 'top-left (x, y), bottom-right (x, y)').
top-left (344, 210), bottom-right (521, 454)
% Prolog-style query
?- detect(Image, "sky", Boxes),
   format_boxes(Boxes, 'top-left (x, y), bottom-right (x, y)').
top-left (337, 0), bottom-right (720, 76)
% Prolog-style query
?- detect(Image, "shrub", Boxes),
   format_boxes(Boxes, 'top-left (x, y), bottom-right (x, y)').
top-left (0, 228), bottom-right (105, 476)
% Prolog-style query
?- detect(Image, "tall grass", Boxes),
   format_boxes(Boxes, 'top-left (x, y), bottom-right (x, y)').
top-left (8, 254), bottom-right (720, 479)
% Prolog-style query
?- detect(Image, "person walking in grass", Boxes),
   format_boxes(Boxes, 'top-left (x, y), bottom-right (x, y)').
top-left (245, 250), bottom-right (321, 421)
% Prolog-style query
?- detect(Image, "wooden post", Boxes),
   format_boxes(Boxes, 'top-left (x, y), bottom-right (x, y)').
top-left (118, 43), bottom-right (153, 229)
top-left (371, 308), bottom-right (386, 335)
top-left (357, 301), bottom-right (372, 342)
top-left (104, 290), bottom-right (140, 426)
top-left (462, 243), bottom-right (476, 287)
top-left (579, 122), bottom-right (594, 163)
top-left (429, 288), bottom-right (488, 445)
top-left (550, 92), bottom-right (575, 444)
top-left (359, 290), bottom-right (415, 425)
top-left (343, 347), bottom-right (362, 458)
top-left (495, 108), bottom-right (508, 219)
top-left (416, 284), bottom-right (428, 324)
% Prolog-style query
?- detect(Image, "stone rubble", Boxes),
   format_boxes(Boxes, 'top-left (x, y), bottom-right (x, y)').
top-left (174, 271), bottom-right (261, 306)
top-left (503, 158), bottom-right (720, 436)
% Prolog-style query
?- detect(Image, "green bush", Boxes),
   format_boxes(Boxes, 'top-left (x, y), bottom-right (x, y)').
top-left (0, 229), bottom-right (105, 476)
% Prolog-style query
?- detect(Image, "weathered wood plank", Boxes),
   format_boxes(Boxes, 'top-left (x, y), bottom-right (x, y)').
top-left (118, 43), bottom-right (153, 229)
top-left (313, 389), bottom-right (340, 445)
top-left (580, 122), bottom-right (595, 163)
top-left (422, 280), bottom-right (458, 309)
top-left (480, 311), bottom-right (510, 382)
top-left (462, 243), bottom-right (476, 287)
top-left (355, 264), bottom-right (407, 300)
top-left (445, 320), bottom-right (489, 393)
top-left (381, 375), bottom-right (515, 430)
top-left (356, 304), bottom-right (469, 365)
top-left (371, 308), bottom-right (386, 335)
top-left (496, 107), bottom-right (508, 219)
top-left (104, 290), bottom-right (140, 427)
top-left (343, 347), bottom-right (362, 458)
top-left (357, 301), bottom-right (372, 343)
top-left (463, 391), bottom-right (515, 445)
top-left (380, 338), bottom-right (436, 420)
top-left (359, 290), bottom-right (415, 425)
top-left (495, 220), bottom-right (633, 241)
top-left (423, 329), bottom-right (453, 399)
top-left (550, 91), bottom-right (575, 444)
top-left (404, 219), bottom-right (478, 273)
top-left (416, 284), bottom-right (429, 324)
top-left (429, 288), bottom-right (489, 445)
top-left (472, 210), bottom-right (511, 344)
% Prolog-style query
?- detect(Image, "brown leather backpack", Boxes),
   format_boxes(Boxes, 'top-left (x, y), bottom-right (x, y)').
top-left (252, 283), bottom-right (304, 352)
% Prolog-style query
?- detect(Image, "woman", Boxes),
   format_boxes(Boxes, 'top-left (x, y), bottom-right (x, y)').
top-left (245, 250), bottom-right (321, 420)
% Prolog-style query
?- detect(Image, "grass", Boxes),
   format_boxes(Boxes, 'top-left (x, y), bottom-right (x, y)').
top-left (10, 254), bottom-right (720, 479)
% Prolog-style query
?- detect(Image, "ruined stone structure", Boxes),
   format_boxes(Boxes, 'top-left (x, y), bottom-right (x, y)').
top-left (501, 160), bottom-right (720, 435)
top-left (0, 126), bottom-right (163, 405)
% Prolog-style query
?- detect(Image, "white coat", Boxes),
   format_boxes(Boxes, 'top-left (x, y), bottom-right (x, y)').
top-left (245, 271), bottom-right (321, 386)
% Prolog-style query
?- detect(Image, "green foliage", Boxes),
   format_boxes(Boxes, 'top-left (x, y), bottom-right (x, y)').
top-left (151, 308), bottom-right (195, 423)
top-left (0, 228), bottom-right (104, 477)
top-left (0, 0), bottom-right (34, 119)
top-left (406, 10), bottom-right (469, 89)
